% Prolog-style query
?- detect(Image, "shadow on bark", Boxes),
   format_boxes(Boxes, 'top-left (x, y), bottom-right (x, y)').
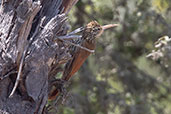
top-left (0, 0), bottom-right (78, 113)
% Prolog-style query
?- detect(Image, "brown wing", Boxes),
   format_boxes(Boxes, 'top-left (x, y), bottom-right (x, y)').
top-left (62, 47), bottom-right (92, 81)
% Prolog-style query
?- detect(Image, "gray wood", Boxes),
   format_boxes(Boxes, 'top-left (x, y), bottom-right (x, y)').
top-left (0, 0), bottom-right (74, 113)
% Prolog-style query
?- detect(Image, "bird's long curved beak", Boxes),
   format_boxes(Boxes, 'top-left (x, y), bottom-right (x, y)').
top-left (102, 24), bottom-right (119, 30)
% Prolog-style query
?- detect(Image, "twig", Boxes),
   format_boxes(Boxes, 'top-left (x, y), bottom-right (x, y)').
top-left (56, 27), bottom-right (94, 52)
top-left (57, 35), bottom-right (82, 40)
top-left (0, 71), bottom-right (17, 80)
top-left (9, 50), bottom-right (25, 97)
top-left (9, 15), bottom-right (43, 98)
top-left (67, 27), bottom-right (84, 35)
top-left (58, 38), bottom-right (95, 53)
top-left (56, 26), bottom-right (94, 52)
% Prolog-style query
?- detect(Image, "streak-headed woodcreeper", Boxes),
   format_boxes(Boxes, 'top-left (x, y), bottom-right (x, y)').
top-left (48, 21), bottom-right (119, 100)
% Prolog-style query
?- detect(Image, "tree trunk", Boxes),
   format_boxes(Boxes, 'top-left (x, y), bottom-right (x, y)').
top-left (0, 0), bottom-right (77, 113)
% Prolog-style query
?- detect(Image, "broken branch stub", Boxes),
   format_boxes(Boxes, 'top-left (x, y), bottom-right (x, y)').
top-left (0, 0), bottom-right (77, 113)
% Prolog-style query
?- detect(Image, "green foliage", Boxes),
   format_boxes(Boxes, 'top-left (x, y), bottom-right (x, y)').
top-left (152, 0), bottom-right (169, 14)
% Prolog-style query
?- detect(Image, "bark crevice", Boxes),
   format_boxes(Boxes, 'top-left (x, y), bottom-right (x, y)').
top-left (0, 0), bottom-right (76, 113)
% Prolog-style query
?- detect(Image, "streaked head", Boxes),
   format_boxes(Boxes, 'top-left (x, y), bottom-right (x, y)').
top-left (83, 21), bottom-right (119, 41)
top-left (86, 21), bottom-right (103, 37)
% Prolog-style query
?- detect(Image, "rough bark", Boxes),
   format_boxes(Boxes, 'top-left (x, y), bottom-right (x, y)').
top-left (0, 0), bottom-right (78, 113)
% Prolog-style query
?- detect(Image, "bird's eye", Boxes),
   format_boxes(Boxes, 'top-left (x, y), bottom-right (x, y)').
top-left (94, 28), bottom-right (100, 31)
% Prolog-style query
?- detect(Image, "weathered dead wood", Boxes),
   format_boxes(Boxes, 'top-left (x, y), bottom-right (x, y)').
top-left (61, 0), bottom-right (79, 14)
top-left (0, 0), bottom-right (78, 113)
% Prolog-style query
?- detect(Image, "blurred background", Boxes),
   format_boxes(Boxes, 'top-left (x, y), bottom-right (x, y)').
top-left (52, 0), bottom-right (171, 114)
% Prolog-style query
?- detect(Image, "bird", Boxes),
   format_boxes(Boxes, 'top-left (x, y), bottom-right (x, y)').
top-left (48, 21), bottom-right (119, 100)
